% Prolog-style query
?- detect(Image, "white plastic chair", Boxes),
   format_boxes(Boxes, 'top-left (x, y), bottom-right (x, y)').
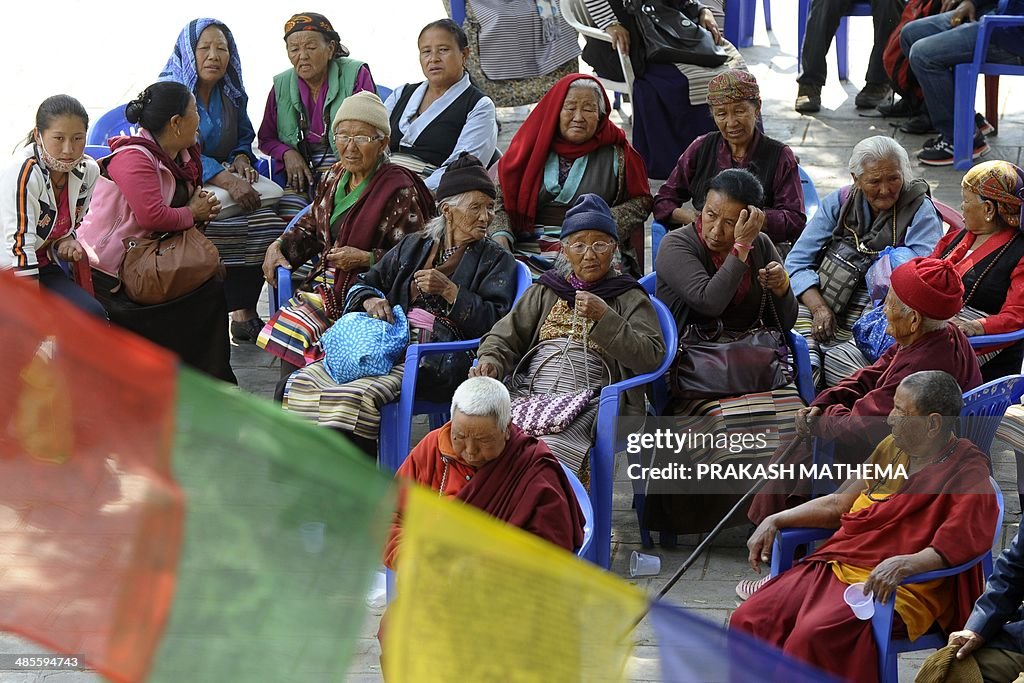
top-left (560, 0), bottom-right (635, 122)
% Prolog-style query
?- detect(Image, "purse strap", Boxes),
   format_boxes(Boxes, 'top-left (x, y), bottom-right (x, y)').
top-left (510, 309), bottom-right (612, 394)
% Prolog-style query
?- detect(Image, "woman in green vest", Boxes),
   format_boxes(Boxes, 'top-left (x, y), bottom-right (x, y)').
top-left (258, 12), bottom-right (377, 221)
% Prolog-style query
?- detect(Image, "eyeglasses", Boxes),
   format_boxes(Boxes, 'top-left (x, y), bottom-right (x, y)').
top-left (333, 134), bottom-right (383, 147)
top-left (566, 241), bottom-right (615, 256)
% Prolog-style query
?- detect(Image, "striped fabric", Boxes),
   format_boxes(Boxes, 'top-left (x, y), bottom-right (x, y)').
top-left (508, 339), bottom-right (608, 482)
top-left (995, 404), bottom-right (1024, 453)
top-left (671, 385), bottom-right (805, 467)
top-left (283, 361), bottom-right (405, 438)
top-left (675, 41), bottom-right (749, 107)
top-left (204, 207), bottom-right (286, 267)
top-left (823, 305), bottom-right (999, 388)
top-left (794, 287), bottom-right (872, 388)
top-left (468, 0), bottom-right (582, 81)
top-left (256, 289), bottom-right (331, 367)
top-left (276, 151), bottom-right (338, 222)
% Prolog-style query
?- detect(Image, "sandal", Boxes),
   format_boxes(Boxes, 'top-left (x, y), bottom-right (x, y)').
top-left (735, 575), bottom-right (771, 602)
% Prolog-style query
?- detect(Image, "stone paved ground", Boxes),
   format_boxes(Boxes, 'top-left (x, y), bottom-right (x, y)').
top-left (3, 1), bottom-right (1024, 681)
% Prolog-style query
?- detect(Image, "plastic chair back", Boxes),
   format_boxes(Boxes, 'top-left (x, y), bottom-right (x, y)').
top-left (560, 0), bottom-right (634, 110)
top-left (87, 105), bottom-right (138, 145)
top-left (932, 199), bottom-right (965, 234)
top-left (376, 84), bottom-right (393, 102)
top-left (271, 205), bottom-right (313, 312)
top-left (650, 222), bottom-right (667, 264)
top-left (84, 144), bottom-right (110, 160)
top-left (959, 374), bottom-right (1024, 455)
top-left (798, 165), bottom-right (820, 223)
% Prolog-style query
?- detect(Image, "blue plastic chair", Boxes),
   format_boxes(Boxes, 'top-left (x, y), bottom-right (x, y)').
top-left (84, 144), bottom-right (110, 160)
top-left (953, 5), bottom-right (1024, 169)
top-left (770, 477), bottom-right (1004, 683)
top-left (271, 205), bottom-right (314, 313)
top-left (377, 261), bottom-right (532, 473)
top-left (87, 105), bottom-right (136, 145)
top-left (377, 84), bottom-right (393, 102)
top-left (797, 0), bottom-right (872, 82)
top-left (798, 165), bottom-right (820, 223)
top-left (959, 374), bottom-right (1024, 455)
top-left (724, 0), bottom-right (772, 49)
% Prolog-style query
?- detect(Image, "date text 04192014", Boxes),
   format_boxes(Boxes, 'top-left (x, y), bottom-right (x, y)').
top-left (0, 654), bottom-right (86, 670)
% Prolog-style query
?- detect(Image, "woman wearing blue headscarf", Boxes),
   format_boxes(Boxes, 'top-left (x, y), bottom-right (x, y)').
top-left (160, 18), bottom-right (287, 342)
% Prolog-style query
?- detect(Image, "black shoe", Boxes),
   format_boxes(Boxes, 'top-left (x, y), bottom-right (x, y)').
top-left (855, 82), bottom-right (892, 110)
top-left (795, 83), bottom-right (821, 113)
top-left (877, 97), bottom-right (917, 118)
top-left (976, 112), bottom-right (996, 136)
top-left (917, 132), bottom-right (990, 166)
top-left (231, 318), bottom-right (265, 343)
top-left (899, 112), bottom-right (937, 135)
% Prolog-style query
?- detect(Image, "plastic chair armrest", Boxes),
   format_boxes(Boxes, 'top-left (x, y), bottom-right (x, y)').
top-left (276, 266), bottom-right (293, 304)
top-left (969, 329), bottom-right (1024, 348)
top-left (974, 16), bottom-right (1024, 69)
top-left (899, 556), bottom-right (984, 585)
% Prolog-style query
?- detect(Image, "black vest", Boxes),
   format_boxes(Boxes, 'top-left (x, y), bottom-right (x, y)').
top-left (941, 230), bottom-right (1024, 314)
top-left (388, 82), bottom-right (485, 167)
top-left (689, 132), bottom-right (785, 211)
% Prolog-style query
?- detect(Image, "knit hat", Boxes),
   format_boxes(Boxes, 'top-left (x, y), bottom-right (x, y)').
top-left (914, 644), bottom-right (983, 683)
top-left (560, 193), bottom-right (617, 239)
top-left (436, 152), bottom-right (496, 202)
top-left (890, 257), bottom-right (964, 321)
top-left (331, 91), bottom-right (390, 137)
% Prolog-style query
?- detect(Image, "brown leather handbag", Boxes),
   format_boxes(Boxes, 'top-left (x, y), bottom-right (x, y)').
top-left (117, 229), bottom-right (222, 305)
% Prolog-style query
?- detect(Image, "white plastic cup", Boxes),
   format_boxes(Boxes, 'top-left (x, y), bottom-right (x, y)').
top-left (630, 551), bottom-right (661, 578)
top-left (300, 521), bottom-right (326, 554)
top-left (843, 582), bottom-right (875, 620)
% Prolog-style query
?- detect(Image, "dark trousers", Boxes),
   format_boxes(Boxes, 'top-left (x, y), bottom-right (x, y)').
top-left (222, 264), bottom-right (266, 313)
top-left (38, 263), bottom-right (107, 319)
top-left (798, 0), bottom-right (906, 86)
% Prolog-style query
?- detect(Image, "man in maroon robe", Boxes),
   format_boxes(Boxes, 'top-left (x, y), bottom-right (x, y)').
top-left (747, 257), bottom-right (983, 527)
top-left (730, 371), bottom-right (999, 683)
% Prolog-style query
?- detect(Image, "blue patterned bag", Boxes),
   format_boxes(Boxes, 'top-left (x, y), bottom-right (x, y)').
top-left (320, 304), bottom-right (410, 384)
top-left (852, 305), bottom-right (896, 363)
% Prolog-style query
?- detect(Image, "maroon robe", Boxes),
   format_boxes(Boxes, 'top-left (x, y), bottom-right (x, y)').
top-left (748, 324), bottom-right (983, 524)
top-left (732, 439), bottom-right (999, 683)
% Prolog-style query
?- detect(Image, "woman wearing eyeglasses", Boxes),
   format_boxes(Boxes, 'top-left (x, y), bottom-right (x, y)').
top-left (488, 74), bottom-right (652, 278)
top-left (259, 91), bottom-right (434, 377)
top-left (645, 169), bottom-right (801, 535)
top-left (471, 193), bottom-right (665, 483)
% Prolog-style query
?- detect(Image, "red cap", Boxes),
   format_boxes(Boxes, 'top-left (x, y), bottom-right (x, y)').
top-left (890, 257), bottom-right (964, 320)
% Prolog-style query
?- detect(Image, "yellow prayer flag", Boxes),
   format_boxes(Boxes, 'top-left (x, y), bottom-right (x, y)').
top-left (386, 486), bottom-right (646, 682)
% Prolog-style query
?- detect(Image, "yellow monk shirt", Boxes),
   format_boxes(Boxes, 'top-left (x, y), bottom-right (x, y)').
top-left (830, 436), bottom-right (953, 640)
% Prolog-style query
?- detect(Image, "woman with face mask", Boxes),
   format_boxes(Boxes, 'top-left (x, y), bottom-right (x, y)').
top-left (0, 95), bottom-right (105, 318)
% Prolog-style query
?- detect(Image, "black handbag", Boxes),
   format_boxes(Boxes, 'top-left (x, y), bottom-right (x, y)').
top-left (671, 272), bottom-right (792, 400)
top-left (817, 239), bottom-right (876, 316)
top-left (623, 0), bottom-right (729, 67)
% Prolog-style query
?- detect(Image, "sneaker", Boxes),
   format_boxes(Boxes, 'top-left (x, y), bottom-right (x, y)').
top-left (917, 133), bottom-right (990, 166)
top-left (795, 84), bottom-right (821, 113)
top-left (231, 318), bottom-right (265, 343)
top-left (736, 575), bottom-right (771, 601)
top-left (877, 97), bottom-right (917, 117)
top-left (976, 112), bottom-right (995, 136)
top-left (855, 82), bottom-right (892, 110)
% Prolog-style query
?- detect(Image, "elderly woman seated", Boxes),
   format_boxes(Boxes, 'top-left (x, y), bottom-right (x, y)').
top-left (384, 19), bottom-right (497, 192)
top-left (646, 169), bottom-right (801, 534)
top-left (282, 154), bottom-right (517, 456)
top-left (471, 193), bottom-right (665, 483)
top-left (259, 91), bottom-right (435, 377)
top-left (384, 376), bottom-right (585, 569)
top-left (746, 258), bottom-right (983, 552)
top-left (830, 160), bottom-right (1024, 386)
top-left (160, 18), bottom-right (288, 342)
top-left (653, 71), bottom-right (805, 254)
top-left (488, 74), bottom-right (652, 277)
top-left (258, 12), bottom-right (377, 219)
top-left (784, 136), bottom-right (942, 387)
top-left (731, 371), bottom-right (999, 683)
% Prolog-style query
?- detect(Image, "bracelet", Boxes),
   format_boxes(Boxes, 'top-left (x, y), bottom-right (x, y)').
top-left (733, 241), bottom-right (753, 250)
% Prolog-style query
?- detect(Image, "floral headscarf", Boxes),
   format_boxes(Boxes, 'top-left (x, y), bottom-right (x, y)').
top-left (706, 69), bottom-right (760, 107)
top-left (962, 159), bottom-right (1024, 228)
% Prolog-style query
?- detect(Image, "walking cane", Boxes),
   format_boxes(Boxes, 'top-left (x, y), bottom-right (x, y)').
top-left (628, 433), bottom-right (811, 630)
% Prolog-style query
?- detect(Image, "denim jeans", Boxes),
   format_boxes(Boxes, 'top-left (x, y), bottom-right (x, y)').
top-left (903, 11), bottom-right (1024, 139)
top-left (798, 0), bottom-right (905, 86)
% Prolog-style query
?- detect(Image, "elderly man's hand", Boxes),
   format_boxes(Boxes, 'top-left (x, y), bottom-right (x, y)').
top-left (469, 361), bottom-right (500, 379)
top-left (864, 555), bottom-right (915, 604)
top-left (746, 516), bottom-right (780, 573)
top-left (948, 629), bottom-right (984, 660)
top-left (795, 406), bottom-right (822, 437)
top-left (575, 291), bottom-right (609, 321)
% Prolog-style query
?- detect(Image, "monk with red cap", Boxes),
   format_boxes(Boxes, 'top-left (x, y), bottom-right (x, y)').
top-left (735, 257), bottom-right (983, 601)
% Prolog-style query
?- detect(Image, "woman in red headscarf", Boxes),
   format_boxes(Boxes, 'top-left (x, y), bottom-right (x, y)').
top-left (487, 74), bottom-right (652, 277)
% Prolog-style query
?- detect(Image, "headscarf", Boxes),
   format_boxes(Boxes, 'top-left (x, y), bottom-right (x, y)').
top-left (961, 159), bottom-right (1024, 228)
top-left (498, 73), bottom-right (650, 233)
top-left (706, 69), bottom-right (760, 106)
top-left (159, 18), bottom-right (247, 109)
top-left (282, 12), bottom-right (349, 57)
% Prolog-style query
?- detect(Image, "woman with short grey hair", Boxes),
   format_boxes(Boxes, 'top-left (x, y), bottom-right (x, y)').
top-left (783, 135), bottom-right (943, 388)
